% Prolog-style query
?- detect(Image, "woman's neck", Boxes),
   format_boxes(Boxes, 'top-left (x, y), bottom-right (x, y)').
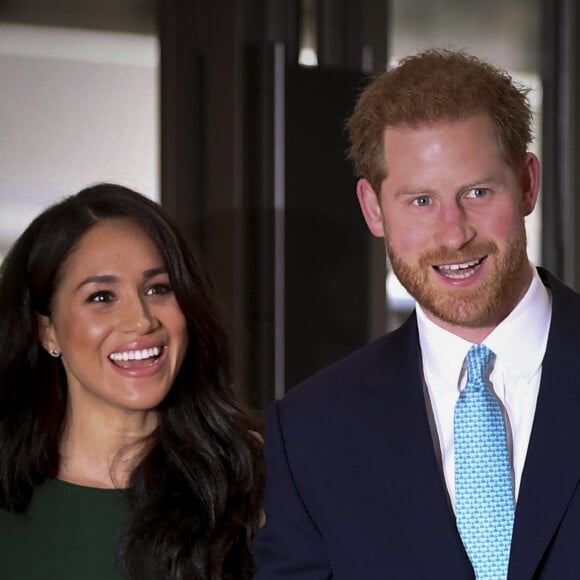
top-left (58, 405), bottom-right (157, 489)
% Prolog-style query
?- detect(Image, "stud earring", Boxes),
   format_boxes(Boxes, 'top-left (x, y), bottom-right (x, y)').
top-left (50, 349), bottom-right (61, 358)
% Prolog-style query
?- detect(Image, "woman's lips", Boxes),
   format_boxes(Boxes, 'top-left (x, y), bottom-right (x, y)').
top-left (108, 345), bottom-right (166, 372)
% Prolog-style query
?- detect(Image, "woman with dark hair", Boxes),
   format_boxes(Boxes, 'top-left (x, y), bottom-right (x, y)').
top-left (0, 183), bottom-right (264, 579)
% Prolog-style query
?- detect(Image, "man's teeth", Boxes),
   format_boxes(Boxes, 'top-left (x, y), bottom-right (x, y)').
top-left (436, 258), bottom-right (482, 278)
top-left (109, 346), bottom-right (161, 362)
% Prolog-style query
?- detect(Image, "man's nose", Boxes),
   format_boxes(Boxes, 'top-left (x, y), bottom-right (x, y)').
top-left (433, 202), bottom-right (476, 250)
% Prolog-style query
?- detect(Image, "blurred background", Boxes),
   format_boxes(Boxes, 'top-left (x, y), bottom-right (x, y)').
top-left (0, 0), bottom-right (577, 409)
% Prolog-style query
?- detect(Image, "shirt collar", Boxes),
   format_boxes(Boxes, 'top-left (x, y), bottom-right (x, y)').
top-left (416, 264), bottom-right (552, 390)
top-left (484, 265), bottom-right (552, 381)
top-left (417, 304), bottom-right (471, 396)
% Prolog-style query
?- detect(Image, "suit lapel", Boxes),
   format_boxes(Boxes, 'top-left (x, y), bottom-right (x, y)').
top-left (508, 270), bottom-right (580, 579)
top-left (353, 269), bottom-right (580, 578)
top-left (359, 315), bottom-right (474, 579)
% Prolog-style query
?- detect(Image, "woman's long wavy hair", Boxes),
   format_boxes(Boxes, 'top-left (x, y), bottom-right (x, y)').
top-left (0, 183), bottom-right (265, 579)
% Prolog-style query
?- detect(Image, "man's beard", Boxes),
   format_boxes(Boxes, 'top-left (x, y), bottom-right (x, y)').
top-left (386, 224), bottom-right (529, 328)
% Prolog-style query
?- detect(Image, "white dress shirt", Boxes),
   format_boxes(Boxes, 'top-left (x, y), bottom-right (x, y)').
top-left (416, 265), bottom-right (552, 511)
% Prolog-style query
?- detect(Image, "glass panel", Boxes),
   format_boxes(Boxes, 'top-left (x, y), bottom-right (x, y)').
top-left (298, 0), bottom-right (319, 66)
top-left (0, 23), bottom-right (159, 262)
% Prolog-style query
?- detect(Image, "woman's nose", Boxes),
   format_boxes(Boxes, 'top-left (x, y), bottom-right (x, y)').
top-left (119, 297), bottom-right (158, 334)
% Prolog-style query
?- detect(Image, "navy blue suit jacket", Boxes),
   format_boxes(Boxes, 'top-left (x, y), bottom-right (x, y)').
top-left (254, 269), bottom-right (580, 579)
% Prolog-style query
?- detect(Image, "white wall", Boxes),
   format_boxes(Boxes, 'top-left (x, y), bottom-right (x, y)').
top-left (0, 24), bottom-right (159, 256)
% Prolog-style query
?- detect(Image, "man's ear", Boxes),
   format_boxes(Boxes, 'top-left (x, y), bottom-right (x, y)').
top-left (356, 178), bottom-right (385, 238)
top-left (520, 152), bottom-right (540, 216)
top-left (36, 313), bottom-right (60, 355)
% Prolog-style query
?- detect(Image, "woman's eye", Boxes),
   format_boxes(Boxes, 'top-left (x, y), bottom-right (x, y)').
top-left (146, 283), bottom-right (173, 297)
top-left (87, 291), bottom-right (114, 304)
top-left (412, 196), bottom-right (431, 207)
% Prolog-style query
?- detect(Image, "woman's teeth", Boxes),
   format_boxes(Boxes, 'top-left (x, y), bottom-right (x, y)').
top-left (109, 346), bottom-right (161, 362)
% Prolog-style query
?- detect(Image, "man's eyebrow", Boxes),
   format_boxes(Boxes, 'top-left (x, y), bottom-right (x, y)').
top-left (394, 175), bottom-right (498, 198)
top-left (461, 175), bottom-right (496, 189)
top-left (394, 187), bottom-right (433, 198)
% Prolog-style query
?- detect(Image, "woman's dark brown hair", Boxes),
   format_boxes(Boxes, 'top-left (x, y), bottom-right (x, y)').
top-left (0, 183), bottom-right (265, 579)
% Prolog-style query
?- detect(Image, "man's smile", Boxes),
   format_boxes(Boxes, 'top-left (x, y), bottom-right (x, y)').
top-left (434, 257), bottom-right (485, 279)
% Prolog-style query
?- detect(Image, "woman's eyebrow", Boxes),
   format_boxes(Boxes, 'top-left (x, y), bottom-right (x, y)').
top-left (74, 274), bottom-right (118, 291)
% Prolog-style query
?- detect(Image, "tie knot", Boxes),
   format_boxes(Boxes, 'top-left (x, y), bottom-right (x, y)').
top-left (465, 344), bottom-right (494, 386)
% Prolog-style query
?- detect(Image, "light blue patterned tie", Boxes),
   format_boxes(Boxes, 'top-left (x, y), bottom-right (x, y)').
top-left (454, 344), bottom-right (514, 579)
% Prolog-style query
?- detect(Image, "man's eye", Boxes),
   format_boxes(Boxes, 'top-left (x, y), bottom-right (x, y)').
top-left (146, 283), bottom-right (173, 297)
top-left (87, 291), bottom-right (114, 303)
top-left (412, 196), bottom-right (431, 207)
top-left (467, 187), bottom-right (488, 198)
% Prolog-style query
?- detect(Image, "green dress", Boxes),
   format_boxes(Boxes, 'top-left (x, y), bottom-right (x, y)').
top-left (0, 479), bottom-right (130, 580)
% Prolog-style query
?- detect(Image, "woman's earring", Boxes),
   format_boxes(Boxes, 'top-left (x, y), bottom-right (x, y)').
top-left (50, 349), bottom-right (61, 358)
